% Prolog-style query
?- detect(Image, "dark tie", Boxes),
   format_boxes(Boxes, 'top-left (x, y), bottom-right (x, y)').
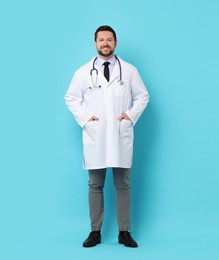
top-left (103, 61), bottom-right (110, 81)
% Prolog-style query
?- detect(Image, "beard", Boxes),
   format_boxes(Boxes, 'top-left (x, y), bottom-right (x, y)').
top-left (97, 46), bottom-right (114, 57)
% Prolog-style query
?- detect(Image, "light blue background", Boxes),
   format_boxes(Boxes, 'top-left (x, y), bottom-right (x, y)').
top-left (0, 0), bottom-right (219, 259)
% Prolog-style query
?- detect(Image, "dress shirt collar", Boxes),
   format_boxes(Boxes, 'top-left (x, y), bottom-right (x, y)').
top-left (96, 55), bottom-right (117, 68)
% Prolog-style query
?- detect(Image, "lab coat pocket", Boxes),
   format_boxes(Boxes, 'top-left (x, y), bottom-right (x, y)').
top-left (83, 121), bottom-right (97, 144)
top-left (119, 120), bottom-right (133, 142)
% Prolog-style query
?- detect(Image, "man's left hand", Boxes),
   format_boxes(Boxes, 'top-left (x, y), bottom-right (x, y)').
top-left (119, 113), bottom-right (131, 121)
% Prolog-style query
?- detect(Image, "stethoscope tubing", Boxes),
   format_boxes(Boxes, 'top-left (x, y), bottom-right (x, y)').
top-left (90, 55), bottom-right (123, 88)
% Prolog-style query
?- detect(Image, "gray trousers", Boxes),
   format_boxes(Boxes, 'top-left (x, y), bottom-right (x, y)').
top-left (88, 168), bottom-right (131, 232)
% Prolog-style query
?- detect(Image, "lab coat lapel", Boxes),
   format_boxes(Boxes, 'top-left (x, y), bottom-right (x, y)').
top-left (109, 62), bottom-right (120, 84)
top-left (97, 66), bottom-right (108, 83)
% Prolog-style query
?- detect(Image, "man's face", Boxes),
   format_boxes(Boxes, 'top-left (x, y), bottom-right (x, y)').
top-left (95, 31), bottom-right (117, 59)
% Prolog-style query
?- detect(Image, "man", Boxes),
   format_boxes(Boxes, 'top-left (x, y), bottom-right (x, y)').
top-left (65, 25), bottom-right (149, 248)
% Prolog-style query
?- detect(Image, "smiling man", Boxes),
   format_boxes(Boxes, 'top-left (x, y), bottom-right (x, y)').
top-left (65, 25), bottom-right (149, 248)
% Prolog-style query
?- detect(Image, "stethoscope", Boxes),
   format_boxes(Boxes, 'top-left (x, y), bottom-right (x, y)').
top-left (89, 55), bottom-right (124, 89)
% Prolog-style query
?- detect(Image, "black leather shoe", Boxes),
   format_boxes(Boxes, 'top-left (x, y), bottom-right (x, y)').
top-left (118, 231), bottom-right (138, 247)
top-left (83, 231), bottom-right (101, 247)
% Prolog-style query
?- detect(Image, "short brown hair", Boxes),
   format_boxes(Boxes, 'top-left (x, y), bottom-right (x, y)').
top-left (94, 25), bottom-right (117, 41)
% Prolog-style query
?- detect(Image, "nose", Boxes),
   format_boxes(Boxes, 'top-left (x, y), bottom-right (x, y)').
top-left (103, 39), bottom-right (108, 45)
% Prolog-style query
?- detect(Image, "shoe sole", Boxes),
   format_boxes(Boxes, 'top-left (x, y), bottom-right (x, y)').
top-left (83, 239), bottom-right (101, 247)
top-left (118, 239), bottom-right (138, 248)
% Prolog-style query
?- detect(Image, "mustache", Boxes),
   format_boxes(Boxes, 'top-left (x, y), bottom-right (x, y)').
top-left (101, 45), bottom-right (111, 49)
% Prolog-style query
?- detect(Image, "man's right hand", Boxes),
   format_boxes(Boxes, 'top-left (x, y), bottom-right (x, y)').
top-left (88, 116), bottom-right (99, 122)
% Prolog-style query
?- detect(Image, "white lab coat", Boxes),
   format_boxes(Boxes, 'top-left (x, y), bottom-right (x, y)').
top-left (65, 56), bottom-right (149, 169)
